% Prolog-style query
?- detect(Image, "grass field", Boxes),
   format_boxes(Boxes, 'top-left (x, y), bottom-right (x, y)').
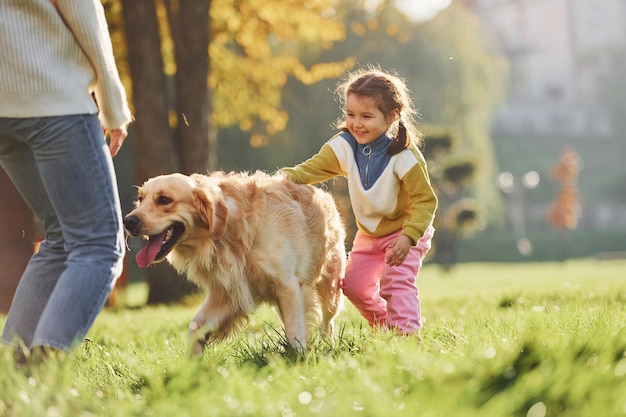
top-left (1, 259), bottom-right (625, 417)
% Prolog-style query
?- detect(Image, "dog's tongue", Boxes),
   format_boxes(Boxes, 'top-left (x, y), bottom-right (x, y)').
top-left (135, 231), bottom-right (167, 268)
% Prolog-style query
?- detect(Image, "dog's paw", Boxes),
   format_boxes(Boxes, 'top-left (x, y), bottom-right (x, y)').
top-left (187, 320), bottom-right (213, 358)
top-left (187, 337), bottom-right (206, 358)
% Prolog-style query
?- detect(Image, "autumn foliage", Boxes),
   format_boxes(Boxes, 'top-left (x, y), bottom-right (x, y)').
top-left (209, 0), bottom-right (354, 134)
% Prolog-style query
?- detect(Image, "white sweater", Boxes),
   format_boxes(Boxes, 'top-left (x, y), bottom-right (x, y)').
top-left (0, 0), bottom-right (131, 129)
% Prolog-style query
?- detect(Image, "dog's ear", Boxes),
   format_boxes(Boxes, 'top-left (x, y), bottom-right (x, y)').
top-left (190, 173), bottom-right (204, 185)
top-left (192, 188), bottom-right (228, 240)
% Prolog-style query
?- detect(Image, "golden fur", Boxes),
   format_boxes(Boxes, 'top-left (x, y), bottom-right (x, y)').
top-left (124, 171), bottom-right (346, 355)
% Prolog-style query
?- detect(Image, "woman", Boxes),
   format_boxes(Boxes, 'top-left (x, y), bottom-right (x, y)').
top-left (0, 0), bottom-right (132, 360)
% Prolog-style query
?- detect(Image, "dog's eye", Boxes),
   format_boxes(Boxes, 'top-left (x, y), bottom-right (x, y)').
top-left (157, 196), bottom-right (173, 205)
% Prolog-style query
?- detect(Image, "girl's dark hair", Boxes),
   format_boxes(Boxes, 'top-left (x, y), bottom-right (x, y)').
top-left (335, 67), bottom-right (422, 156)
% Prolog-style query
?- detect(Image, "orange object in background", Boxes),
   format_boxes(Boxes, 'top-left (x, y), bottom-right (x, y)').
top-left (106, 256), bottom-right (128, 308)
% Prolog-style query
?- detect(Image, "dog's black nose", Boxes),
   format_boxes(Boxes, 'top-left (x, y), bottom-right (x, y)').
top-left (123, 215), bottom-right (140, 233)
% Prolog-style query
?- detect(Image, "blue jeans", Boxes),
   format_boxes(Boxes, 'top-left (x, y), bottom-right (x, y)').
top-left (0, 114), bottom-right (124, 351)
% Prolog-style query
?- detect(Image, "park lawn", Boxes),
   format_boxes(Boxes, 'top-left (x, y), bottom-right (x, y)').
top-left (1, 259), bottom-right (625, 417)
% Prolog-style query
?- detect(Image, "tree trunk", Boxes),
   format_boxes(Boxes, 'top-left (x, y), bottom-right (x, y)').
top-left (0, 170), bottom-right (36, 313)
top-left (121, 0), bottom-right (197, 303)
top-left (166, 0), bottom-right (212, 174)
top-left (121, 0), bottom-right (178, 181)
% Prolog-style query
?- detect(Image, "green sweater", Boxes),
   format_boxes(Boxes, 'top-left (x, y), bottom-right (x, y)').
top-left (281, 132), bottom-right (438, 245)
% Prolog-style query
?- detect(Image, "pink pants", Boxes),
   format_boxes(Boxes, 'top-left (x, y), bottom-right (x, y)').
top-left (341, 226), bottom-right (434, 334)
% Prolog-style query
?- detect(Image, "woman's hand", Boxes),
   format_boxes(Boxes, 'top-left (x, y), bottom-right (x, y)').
top-left (105, 126), bottom-right (128, 157)
top-left (385, 234), bottom-right (414, 267)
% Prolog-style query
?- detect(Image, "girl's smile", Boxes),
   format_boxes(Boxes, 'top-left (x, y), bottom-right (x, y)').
top-left (345, 93), bottom-right (395, 145)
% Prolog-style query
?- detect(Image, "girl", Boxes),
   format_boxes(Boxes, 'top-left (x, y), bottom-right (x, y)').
top-left (280, 67), bottom-right (437, 335)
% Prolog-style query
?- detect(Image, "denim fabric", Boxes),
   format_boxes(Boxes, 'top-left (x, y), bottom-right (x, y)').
top-left (340, 131), bottom-right (393, 190)
top-left (0, 114), bottom-right (124, 351)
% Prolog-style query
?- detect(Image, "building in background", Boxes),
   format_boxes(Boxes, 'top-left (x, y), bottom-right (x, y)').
top-left (463, 0), bottom-right (626, 137)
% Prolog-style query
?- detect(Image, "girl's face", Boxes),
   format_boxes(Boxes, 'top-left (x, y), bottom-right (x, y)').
top-left (345, 93), bottom-right (396, 145)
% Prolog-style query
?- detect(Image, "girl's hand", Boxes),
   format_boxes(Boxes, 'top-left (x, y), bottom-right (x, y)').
top-left (385, 234), bottom-right (413, 267)
top-left (105, 126), bottom-right (128, 157)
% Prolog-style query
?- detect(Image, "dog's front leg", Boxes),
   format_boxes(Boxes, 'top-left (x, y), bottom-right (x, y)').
top-left (187, 293), bottom-right (224, 358)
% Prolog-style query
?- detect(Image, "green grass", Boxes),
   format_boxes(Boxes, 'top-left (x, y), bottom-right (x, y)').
top-left (2, 259), bottom-right (626, 417)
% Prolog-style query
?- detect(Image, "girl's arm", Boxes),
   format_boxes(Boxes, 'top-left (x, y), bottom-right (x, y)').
top-left (400, 161), bottom-right (438, 245)
top-left (280, 143), bottom-right (344, 184)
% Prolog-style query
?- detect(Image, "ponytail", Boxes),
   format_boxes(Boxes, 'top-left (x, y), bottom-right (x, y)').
top-left (387, 121), bottom-right (410, 156)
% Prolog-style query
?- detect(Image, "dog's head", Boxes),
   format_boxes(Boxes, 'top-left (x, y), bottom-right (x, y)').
top-left (124, 173), bottom-right (228, 268)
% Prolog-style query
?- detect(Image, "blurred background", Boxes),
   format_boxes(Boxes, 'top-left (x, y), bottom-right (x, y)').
top-left (1, 0), bottom-right (625, 309)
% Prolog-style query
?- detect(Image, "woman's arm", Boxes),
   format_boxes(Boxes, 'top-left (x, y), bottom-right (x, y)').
top-left (55, 0), bottom-right (132, 130)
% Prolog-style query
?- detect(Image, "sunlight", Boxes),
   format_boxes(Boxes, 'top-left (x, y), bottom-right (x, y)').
top-left (388, 0), bottom-right (452, 21)
top-left (364, 0), bottom-right (452, 21)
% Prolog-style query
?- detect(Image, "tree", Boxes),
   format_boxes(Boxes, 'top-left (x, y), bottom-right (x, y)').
top-left (421, 129), bottom-right (479, 270)
top-left (120, 0), bottom-right (204, 303)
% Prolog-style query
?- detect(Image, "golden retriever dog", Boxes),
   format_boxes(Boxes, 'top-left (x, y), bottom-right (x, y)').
top-left (123, 171), bottom-right (346, 356)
